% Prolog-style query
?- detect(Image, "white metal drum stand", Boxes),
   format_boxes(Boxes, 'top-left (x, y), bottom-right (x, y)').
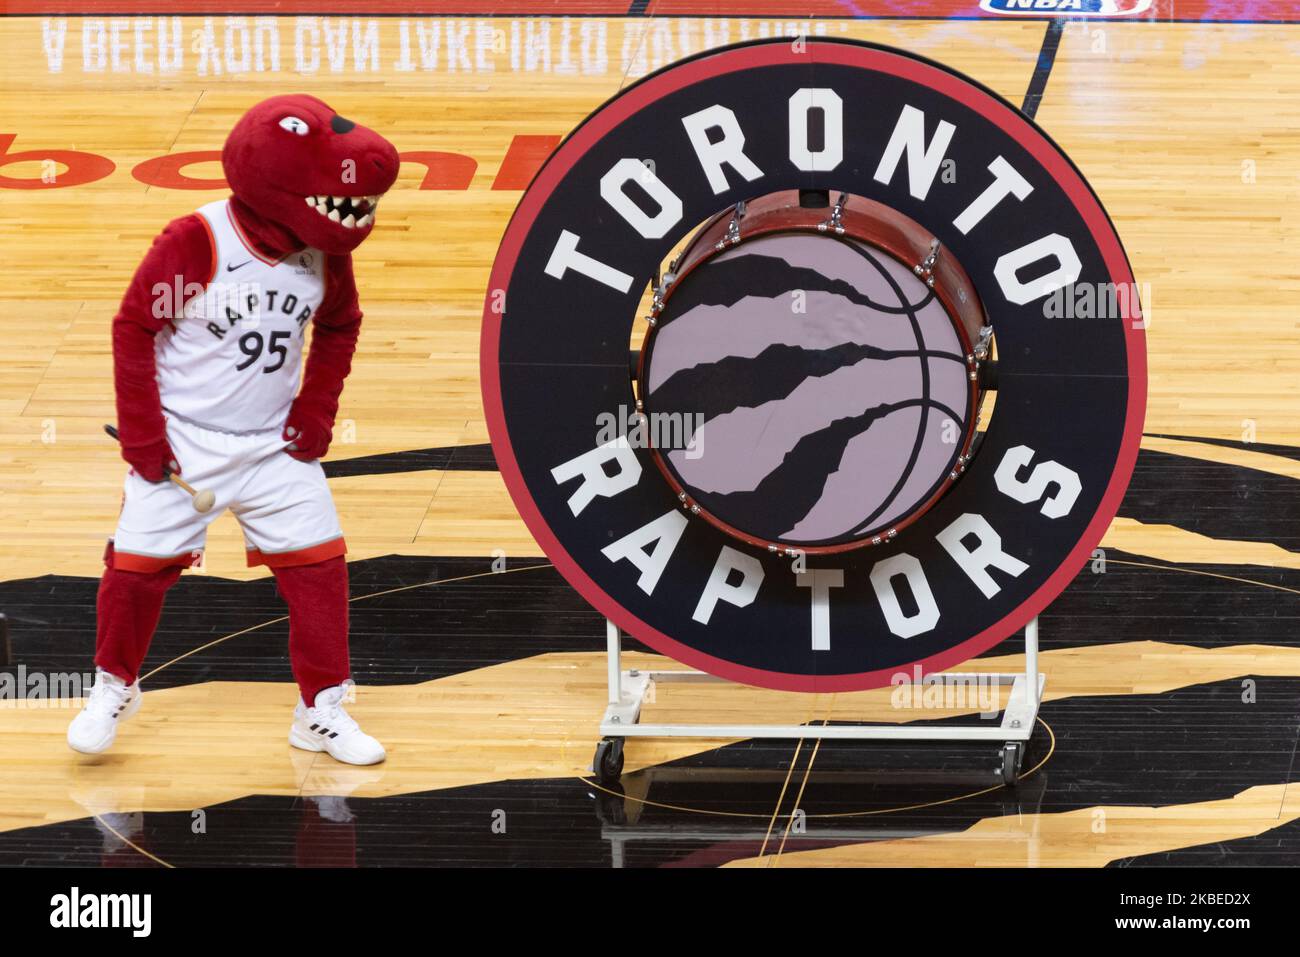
top-left (592, 617), bottom-right (1045, 787)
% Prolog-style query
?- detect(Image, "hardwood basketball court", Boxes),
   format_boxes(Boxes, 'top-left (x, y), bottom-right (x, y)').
top-left (0, 1), bottom-right (1297, 870)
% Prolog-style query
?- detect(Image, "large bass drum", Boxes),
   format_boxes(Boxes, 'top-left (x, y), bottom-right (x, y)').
top-left (636, 189), bottom-right (994, 555)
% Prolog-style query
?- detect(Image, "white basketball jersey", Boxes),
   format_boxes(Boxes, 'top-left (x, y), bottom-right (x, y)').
top-left (155, 199), bottom-right (325, 433)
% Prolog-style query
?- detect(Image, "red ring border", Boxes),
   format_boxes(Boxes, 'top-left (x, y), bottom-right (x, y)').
top-left (481, 40), bottom-right (1148, 693)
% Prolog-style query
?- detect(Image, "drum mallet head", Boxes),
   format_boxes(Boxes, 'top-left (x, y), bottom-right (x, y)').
top-left (103, 424), bottom-right (216, 514)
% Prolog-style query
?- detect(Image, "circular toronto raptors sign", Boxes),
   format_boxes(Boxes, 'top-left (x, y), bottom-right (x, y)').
top-left (481, 38), bottom-right (1146, 692)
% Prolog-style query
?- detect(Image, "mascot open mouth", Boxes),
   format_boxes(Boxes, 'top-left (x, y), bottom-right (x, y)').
top-left (222, 93), bottom-right (400, 255)
top-left (304, 194), bottom-right (383, 230)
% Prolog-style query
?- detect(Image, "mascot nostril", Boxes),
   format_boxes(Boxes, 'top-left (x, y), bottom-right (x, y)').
top-left (221, 93), bottom-right (399, 256)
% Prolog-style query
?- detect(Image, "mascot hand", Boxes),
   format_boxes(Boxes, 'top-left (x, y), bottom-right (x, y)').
top-left (123, 435), bottom-right (180, 483)
top-left (283, 400), bottom-right (333, 462)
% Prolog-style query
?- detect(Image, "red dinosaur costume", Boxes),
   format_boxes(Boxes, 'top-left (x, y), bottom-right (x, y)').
top-left (70, 95), bottom-right (399, 764)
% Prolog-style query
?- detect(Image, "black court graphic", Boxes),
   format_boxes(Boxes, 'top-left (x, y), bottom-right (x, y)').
top-left (482, 38), bottom-right (1146, 691)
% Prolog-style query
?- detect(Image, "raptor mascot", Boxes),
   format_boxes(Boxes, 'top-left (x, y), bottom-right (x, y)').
top-left (68, 95), bottom-right (399, 765)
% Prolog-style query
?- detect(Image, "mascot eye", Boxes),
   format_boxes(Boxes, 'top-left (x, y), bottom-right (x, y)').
top-left (278, 116), bottom-right (310, 136)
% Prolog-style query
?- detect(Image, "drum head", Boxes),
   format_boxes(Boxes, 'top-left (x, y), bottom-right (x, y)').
top-left (639, 193), bottom-right (982, 554)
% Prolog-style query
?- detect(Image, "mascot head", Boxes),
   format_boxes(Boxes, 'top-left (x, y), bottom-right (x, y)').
top-left (222, 94), bottom-right (400, 255)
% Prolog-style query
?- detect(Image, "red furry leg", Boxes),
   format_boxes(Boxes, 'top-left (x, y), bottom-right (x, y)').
top-left (275, 555), bottom-right (351, 706)
top-left (94, 545), bottom-right (184, 683)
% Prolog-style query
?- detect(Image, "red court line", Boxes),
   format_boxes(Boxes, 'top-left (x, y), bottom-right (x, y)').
top-left (4, 0), bottom-right (1300, 19)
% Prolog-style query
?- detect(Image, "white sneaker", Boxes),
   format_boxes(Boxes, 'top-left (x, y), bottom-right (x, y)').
top-left (67, 669), bottom-right (142, 754)
top-left (289, 681), bottom-right (386, 766)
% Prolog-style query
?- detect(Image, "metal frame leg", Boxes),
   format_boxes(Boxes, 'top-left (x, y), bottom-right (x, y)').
top-left (594, 617), bottom-right (1046, 780)
top-left (607, 619), bottom-right (621, 706)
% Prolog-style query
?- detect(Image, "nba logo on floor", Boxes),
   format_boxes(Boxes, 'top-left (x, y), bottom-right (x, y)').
top-left (980, 0), bottom-right (1153, 15)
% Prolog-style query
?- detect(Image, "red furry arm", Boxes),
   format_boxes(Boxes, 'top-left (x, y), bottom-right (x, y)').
top-left (113, 215), bottom-right (213, 479)
top-left (283, 253), bottom-right (362, 461)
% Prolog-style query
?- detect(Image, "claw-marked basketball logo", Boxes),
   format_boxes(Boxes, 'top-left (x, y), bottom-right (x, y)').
top-left (482, 39), bottom-right (1146, 691)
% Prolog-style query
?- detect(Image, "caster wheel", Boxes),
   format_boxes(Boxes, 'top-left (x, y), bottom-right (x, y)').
top-left (999, 742), bottom-right (1023, 786)
top-left (593, 737), bottom-right (625, 785)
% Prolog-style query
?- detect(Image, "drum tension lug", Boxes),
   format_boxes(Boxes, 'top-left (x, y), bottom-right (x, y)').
top-left (914, 238), bottom-right (940, 287)
top-left (715, 200), bottom-right (747, 249)
top-left (651, 267), bottom-right (676, 313)
top-left (818, 192), bottom-right (848, 234)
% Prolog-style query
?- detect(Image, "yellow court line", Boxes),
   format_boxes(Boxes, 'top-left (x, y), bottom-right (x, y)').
top-left (91, 815), bottom-right (174, 869)
top-left (797, 717), bottom-right (1057, 822)
top-left (758, 737), bottom-right (805, 859)
top-left (580, 718), bottom-right (1057, 826)
top-left (772, 737), bottom-right (824, 866)
top-left (141, 562), bottom-right (555, 681)
top-left (771, 694), bottom-right (838, 866)
top-left (1107, 559), bottom-right (1300, 597)
top-left (772, 738), bottom-right (824, 866)
top-left (758, 694), bottom-right (829, 857)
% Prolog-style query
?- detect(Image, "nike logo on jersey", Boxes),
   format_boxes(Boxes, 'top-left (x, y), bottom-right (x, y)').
top-left (226, 260), bottom-right (253, 272)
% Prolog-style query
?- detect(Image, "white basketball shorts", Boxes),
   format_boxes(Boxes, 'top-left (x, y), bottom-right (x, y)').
top-left (111, 414), bottom-right (345, 572)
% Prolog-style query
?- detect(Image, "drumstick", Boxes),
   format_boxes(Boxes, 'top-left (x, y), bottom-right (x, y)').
top-left (103, 424), bottom-right (217, 514)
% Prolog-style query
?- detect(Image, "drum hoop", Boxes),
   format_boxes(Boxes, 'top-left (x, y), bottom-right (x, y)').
top-left (636, 202), bottom-right (988, 555)
top-left (660, 197), bottom-right (984, 353)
